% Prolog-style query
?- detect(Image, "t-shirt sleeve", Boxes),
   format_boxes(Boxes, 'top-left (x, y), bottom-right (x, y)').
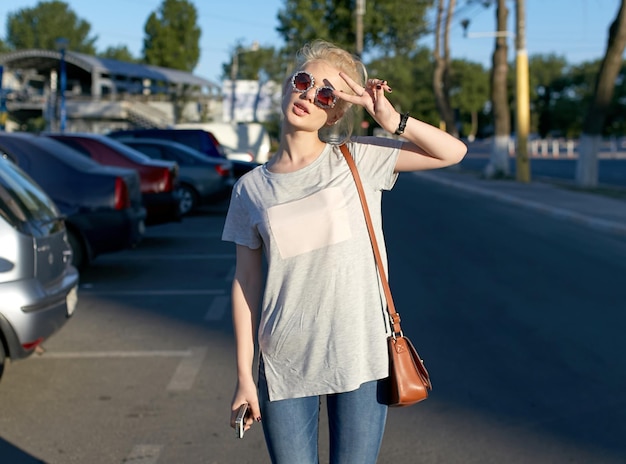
top-left (221, 182), bottom-right (262, 249)
top-left (348, 137), bottom-right (402, 191)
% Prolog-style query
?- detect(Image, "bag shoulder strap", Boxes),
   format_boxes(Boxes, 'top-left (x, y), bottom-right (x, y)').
top-left (339, 143), bottom-right (402, 335)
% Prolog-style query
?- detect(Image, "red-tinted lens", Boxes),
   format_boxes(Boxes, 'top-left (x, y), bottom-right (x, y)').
top-left (292, 71), bottom-right (313, 92)
top-left (315, 87), bottom-right (336, 108)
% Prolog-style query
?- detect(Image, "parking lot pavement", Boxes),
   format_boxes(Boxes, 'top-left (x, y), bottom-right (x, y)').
top-left (416, 168), bottom-right (626, 237)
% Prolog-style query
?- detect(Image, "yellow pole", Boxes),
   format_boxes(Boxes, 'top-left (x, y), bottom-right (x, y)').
top-left (515, 0), bottom-right (531, 182)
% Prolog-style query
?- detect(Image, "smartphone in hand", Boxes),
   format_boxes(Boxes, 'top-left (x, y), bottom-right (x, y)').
top-left (235, 403), bottom-right (249, 439)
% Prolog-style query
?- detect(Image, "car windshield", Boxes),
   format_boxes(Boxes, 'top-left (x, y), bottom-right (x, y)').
top-left (0, 155), bottom-right (63, 236)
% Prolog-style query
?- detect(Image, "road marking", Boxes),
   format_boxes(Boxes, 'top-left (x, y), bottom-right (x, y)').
top-left (99, 253), bottom-right (235, 260)
top-left (167, 346), bottom-right (208, 391)
top-left (146, 232), bottom-right (223, 238)
top-left (78, 289), bottom-right (226, 296)
top-left (124, 444), bottom-right (163, 464)
top-left (35, 350), bottom-right (192, 359)
top-left (204, 295), bottom-right (229, 321)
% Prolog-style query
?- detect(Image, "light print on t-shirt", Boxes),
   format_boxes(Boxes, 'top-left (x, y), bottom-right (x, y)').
top-left (267, 187), bottom-right (352, 259)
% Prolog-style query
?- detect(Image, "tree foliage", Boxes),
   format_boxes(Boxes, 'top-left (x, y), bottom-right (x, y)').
top-left (367, 48), bottom-right (439, 125)
top-left (222, 44), bottom-right (287, 83)
top-left (99, 45), bottom-right (139, 63)
top-left (5, 0), bottom-right (97, 53)
top-left (527, 54), bottom-right (568, 137)
top-left (276, 0), bottom-right (433, 57)
top-left (143, 0), bottom-right (201, 72)
top-left (450, 59), bottom-right (490, 138)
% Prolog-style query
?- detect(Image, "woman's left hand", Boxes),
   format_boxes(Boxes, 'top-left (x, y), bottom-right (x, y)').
top-left (336, 72), bottom-right (397, 133)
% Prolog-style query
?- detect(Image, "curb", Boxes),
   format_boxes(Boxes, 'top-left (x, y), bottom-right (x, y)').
top-left (414, 171), bottom-right (626, 237)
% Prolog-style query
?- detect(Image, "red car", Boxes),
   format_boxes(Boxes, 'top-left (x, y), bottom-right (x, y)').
top-left (46, 133), bottom-right (181, 225)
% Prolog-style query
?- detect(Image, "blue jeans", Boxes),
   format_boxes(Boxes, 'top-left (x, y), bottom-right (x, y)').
top-left (258, 359), bottom-right (388, 464)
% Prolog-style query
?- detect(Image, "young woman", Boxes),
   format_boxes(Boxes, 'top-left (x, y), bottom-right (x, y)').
top-left (223, 40), bottom-right (467, 464)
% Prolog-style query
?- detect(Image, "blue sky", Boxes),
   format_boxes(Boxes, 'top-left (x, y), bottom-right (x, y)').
top-left (0, 0), bottom-right (622, 84)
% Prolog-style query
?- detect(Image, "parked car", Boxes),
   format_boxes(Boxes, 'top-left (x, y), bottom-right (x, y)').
top-left (0, 133), bottom-right (146, 269)
top-left (221, 144), bottom-right (255, 163)
top-left (0, 154), bottom-right (79, 380)
top-left (175, 122), bottom-right (272, 163)
top-left (46, 133), bottom-right (181, 225)
top-left (107, 129), bottom-right (258, 178)
top-left (115, 137), bottom-right (235, 215)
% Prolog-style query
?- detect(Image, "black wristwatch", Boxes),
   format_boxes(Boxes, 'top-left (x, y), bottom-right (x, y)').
top-left (394, 112), bottom-right (410, 136)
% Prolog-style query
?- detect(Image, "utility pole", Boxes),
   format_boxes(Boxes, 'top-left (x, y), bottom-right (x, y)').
top-left (355, 0), bottom-right (365, 57)
top-left (229, 42), bottom-right (259, 123)
top-left (355, 0), bottom-right (366, 135)
top-left (515, 0), bottom-right (531, 182)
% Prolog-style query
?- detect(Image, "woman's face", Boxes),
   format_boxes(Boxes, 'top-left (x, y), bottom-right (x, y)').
top-left (282, 60), bottom-right (350, 132)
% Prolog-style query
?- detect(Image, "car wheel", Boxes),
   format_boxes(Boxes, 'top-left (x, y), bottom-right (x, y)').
top-left (177, 185), bottom-right (198, 215)
top-left (67, 229), bottom-right (87, 270)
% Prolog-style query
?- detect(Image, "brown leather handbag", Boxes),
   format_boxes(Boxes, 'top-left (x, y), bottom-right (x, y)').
top-left (340, 144), bottom-right (432, 407)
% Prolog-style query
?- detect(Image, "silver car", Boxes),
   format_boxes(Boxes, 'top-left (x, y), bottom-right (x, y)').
top-left (0, 155), bottom-right (79, 380)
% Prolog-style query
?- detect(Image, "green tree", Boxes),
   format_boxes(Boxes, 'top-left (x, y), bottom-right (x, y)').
top-left (276, 0), bottom-right (433, 57)
top-left (433, 0), bottom-right (458, 136)
top-left (578, 0), bottom-right (626, 186)
top-left (143, 0), bottom-right (200, 72)
top-left (222, 44), bottom-right (286, 83)
top-left (99, 45), bottom-right (139, 63)
top-left (367, 48), bottom-right (438, 126)
top-left (527, 54), bottom-right (568, 137)
top-left (6, 0), bottom-right (97, 53)
top-left (485, 0), bottom-right (510, 178)
top-left (450, 59), bottom-right (490, 139)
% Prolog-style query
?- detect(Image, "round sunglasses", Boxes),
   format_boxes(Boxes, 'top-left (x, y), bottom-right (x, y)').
top-left (290, 71), bottom-right (337, 109)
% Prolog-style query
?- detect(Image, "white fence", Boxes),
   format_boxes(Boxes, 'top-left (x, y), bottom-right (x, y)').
top-left (507, 137), bottom-right (626, 159)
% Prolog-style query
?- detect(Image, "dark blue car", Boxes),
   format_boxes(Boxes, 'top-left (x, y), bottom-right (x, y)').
top-left (107, 128), bottom-right (258, 178)
top-left (0, 133), bottom-right (146, 268)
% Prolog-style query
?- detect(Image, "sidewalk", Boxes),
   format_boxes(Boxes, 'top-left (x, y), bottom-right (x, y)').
top-left (415, 168), bottom-right (626, 237)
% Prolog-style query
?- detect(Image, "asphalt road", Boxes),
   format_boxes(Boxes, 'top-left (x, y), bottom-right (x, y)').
top-left (0, 173), bottom-right (625, 463)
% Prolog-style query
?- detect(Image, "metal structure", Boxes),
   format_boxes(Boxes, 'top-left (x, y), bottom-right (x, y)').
top-left (0, 49), bottom-right (220, 132)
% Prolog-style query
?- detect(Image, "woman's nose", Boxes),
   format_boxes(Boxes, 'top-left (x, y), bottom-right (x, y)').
top-left (302, 87), bottom-right (316, 102)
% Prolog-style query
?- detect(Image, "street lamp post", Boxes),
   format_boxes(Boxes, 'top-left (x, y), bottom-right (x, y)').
top-left (55, 37), bottom-right (69, 133)
top-left (230, 42), bottom-right (259, 123)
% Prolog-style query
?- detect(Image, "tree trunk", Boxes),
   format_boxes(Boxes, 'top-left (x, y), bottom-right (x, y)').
top-left (433, 0), bottom-right (458, 136)
top-left (577, 0), bottom-right (626, 187)
top-left (469, 110), bottom-right (477, 142)
top-left (485, 0), bottom-right (511, 179)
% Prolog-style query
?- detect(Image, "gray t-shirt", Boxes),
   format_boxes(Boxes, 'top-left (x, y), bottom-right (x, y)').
top-left (222, 137), bottom-right (401, 401)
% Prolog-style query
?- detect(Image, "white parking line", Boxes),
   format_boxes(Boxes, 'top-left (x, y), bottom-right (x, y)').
top-left (167, 346), bottom-right (208, 391)
top-left (146, 232), bottom-right (223, 238)
top-left (204, 295), bottom-right (229, 321)
top-left (34, 350), bottom-right (192, 359)
top-left (78, 289), bottom-right (226, 296)
top-left (124, 444), bottom-right (163, 464)
top-left (99, 253), bottom-right (235, 260)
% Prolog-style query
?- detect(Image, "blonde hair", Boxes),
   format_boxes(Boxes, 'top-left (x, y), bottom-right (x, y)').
top-left (294, 40), bottom-right (367, 144)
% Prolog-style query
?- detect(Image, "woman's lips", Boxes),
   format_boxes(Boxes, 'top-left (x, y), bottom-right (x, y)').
top-left (293, 102), bottom-right (309, 115)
